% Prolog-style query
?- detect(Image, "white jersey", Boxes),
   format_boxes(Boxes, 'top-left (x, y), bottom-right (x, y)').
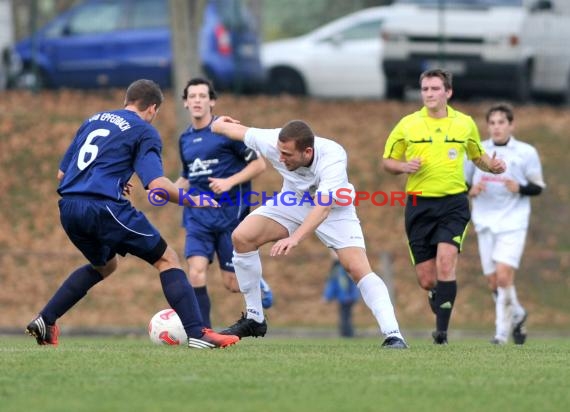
top-left (464, 136), bottom-right (545, 233)
top-left (244, 127), bottom-right (355, 207)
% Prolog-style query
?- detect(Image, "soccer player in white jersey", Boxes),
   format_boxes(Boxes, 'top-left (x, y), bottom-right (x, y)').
top-left (465, 103), bottom-right (545, 345)
top-left (212, 116), bottom-right (408, 349)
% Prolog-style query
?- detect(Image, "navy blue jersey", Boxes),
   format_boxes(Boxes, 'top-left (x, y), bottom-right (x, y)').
top-left (179, 118), bottom-right (252, 201)
top-left (58, 109), bottom-right (163, 200)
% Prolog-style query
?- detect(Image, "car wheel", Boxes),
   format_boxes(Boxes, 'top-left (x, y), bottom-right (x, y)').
top-left (14, 67), bottom-right (48, 90)
top-left (267, 68), bottom-right (306, 96)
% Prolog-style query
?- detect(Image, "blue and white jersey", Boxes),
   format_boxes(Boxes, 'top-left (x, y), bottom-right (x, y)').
top-left (179, 118), bottom-right (253, 202)
top-left (58, 109), bottom-right (164, 200)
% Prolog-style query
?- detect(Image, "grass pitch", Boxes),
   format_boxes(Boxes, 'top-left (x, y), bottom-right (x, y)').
top-left (1, 335), bottom-right (568, 412)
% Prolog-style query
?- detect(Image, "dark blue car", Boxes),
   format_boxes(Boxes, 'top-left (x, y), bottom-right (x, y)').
top-left (10, 0), bottom-right (265, 91)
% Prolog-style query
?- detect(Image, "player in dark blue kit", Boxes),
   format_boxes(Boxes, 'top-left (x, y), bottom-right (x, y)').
top-left (175, 78), bottom-right (272, 327)
top-left (25, 79), bottom-right (239, 349)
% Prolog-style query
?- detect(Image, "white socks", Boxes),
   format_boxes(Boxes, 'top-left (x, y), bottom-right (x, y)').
top-left (232, 250), bottom-right (264, 323)
top-left (232, 255), bottom-right (404, 339)
top-left (357, 273), bottom-right (402, 339)
top-left (495, 287), bottom-right (511, 341)
top-left (496, 285), bottom-right (525, 341)
top-left (505, 285), bottom-right (525, 318)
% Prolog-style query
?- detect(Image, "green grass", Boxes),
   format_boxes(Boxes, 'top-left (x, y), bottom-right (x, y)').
top-left (1, 336), bottom-right (569, 412)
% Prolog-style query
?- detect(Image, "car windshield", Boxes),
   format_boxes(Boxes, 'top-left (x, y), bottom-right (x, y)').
top-left (131, 0), bottom-right (169, 29)
top-left (334, 20), bottom-right (385, 41)
top-left (396, 0), bottom-right (522, 6)
top-left (44, 2), bottom-right (125, 37)
top-left (214, 0), bottom-right (254, 31)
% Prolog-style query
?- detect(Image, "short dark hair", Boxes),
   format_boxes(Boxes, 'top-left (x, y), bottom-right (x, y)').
top-left (124, 79), bottom-right (163, 111)
top-left (419, 69), bottom-right (453, 90)
top-left (486, 103), bottom-right (514, 123)
top-left (182, 77), bottom-right (217, 100)
top-left (278, 120), bottom-right (315, 151)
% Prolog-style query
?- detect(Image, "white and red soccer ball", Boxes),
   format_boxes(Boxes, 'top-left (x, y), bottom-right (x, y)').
top-left (148, 309), bottom-right (187, 345)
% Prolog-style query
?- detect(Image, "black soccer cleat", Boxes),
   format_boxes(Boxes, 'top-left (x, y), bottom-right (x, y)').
top-left (512, 310), bottom-right (528, 345)
top-left (220, 312), bottom-right (267, 339)
top-left (381, 336), bottom-right (409, 349)
top-left (432, 330), bottom-right (448, 345)
top-left (26, 315), bottom-right (59, 346)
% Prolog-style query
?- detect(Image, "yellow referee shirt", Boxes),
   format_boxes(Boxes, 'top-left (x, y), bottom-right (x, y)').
top-left (383, 106), bottom-right (485, 197)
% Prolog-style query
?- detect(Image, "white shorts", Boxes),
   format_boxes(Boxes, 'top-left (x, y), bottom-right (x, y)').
top-left (250, 195), bottom-right (366, 250)
top-left (476, 228), bottom-right (527, 275)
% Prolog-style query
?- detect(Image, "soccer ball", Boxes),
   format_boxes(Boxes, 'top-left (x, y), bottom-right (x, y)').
top-left (148, 309), bottom-right (187, 345)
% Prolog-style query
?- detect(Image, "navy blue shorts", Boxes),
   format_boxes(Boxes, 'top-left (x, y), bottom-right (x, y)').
top-left (182, 205), bottom-right (249, 272)
top-left (59, 198), bottom-right (164, 266)
top-left (404, 193), bottom-right (470, 265)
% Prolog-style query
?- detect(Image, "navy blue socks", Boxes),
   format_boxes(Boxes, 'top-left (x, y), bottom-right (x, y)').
top-left (41, 264), bottom-right (104, 325)
top-left (194, 286), bottom-right (211, 328)
top-left (160, 268), bottom-right (204, 338)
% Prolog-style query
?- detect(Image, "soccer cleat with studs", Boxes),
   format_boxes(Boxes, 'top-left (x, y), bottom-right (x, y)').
top-left (381, 336), bottom-right (409, 349)
top-left (512, 310), bottom-right (528, 345)
top-left (188, 328), bottom-right (239, 349)
top-left (26, 315), bottom-right (59, 346)
top-left (432, 330), bottom-right (448, 345)
top-left (220, 312), bottom-right (267, 339)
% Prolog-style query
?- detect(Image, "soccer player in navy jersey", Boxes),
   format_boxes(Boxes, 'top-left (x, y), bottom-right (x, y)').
top-left (175, 77), bottom-right (272, 327)
top-left (25, 79), bottom-right (239, 349)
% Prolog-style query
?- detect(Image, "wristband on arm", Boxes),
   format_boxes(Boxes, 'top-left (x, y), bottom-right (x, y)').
top-left (519, 181), bottom-right (542, 196)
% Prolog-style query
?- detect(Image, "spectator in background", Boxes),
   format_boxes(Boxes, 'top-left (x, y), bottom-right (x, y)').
top-left (323, 250), bottom-right (360, 337)
top-left (382, 69), bottom-right (506, 345)
top-left (175, 77), bottom-right (272, 328)
top-left (465, 103), bottom-right (545, 345)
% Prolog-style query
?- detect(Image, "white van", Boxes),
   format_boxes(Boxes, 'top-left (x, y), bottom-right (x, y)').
top-left (381, 0), bottom-right (570, 102)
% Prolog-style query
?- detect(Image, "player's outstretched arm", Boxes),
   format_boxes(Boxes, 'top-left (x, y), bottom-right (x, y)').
top-left (270, 200), bottom-right (332, 257)
top-left (148, 176), bottom-right (218, 208)
top-left (208, 156), bottom-right (266, 194)
top-left (211, 115), bottom-right (248, 141)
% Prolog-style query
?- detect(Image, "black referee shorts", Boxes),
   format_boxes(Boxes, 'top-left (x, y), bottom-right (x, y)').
top-left (404, 193), bottom-right (470, 265)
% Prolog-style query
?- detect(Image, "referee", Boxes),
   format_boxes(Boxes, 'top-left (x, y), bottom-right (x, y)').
top-left (382, 69), bottom-right (506, 344)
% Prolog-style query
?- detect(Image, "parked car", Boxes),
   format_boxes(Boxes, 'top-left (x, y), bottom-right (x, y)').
top-left (261, 7), bottom-right (396, 99)
top-left (7, 0), bottom-right (265, 91)
top-left (382, 0), bottom-right (570, 102)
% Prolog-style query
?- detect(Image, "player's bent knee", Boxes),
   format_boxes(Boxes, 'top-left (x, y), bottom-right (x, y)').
top-left (153, 246), bottom-right (182, 272)
top-left (95, 257), bottom-right (118, 278)
top-left (188, 271), bottom-right (207, 286)
top-left (231, 230), bottom-right (253, 252)
top-left (417, 277), bottom-right (436, 291)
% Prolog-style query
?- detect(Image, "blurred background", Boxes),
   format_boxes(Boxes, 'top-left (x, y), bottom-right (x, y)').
top-left (1, 0), bottom-right (568, 338)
